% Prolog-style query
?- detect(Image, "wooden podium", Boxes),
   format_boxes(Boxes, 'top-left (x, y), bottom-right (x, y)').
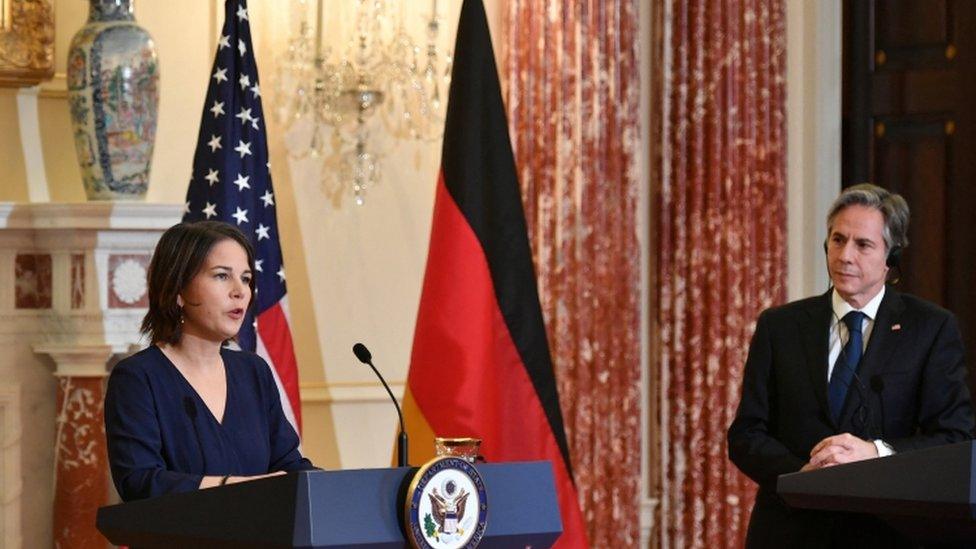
top-left (97, 461), bottom-right (563, 548)
top-left (778, 440), bottom-right (976, 544)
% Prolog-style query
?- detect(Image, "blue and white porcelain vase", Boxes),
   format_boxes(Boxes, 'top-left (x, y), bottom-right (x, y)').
top-left (67, 0), bottom-right (159, 201)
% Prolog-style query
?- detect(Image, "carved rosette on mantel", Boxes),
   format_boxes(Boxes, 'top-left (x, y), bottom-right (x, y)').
top-left (0, 201), bottom-right (181, 547)
top-left (67, 0), bottom-right (159, 200)
top-left (0, 0), bottom-right (55, 87)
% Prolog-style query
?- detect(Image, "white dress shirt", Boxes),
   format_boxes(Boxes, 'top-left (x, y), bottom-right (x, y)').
top-left (827, 286), bottom-right (894, 456)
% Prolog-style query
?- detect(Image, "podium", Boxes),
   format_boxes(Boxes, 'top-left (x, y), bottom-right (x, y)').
top-left (777, 440), bottom-right (976, 544)
top-left (97, 461), bottom-right (562, 548)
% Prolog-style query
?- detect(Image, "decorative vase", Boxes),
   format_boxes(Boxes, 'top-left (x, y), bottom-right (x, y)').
top-left (67, 0), bottom-right (159, 201)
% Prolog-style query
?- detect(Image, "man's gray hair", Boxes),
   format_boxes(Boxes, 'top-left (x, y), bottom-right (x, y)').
top-left (826, 183), bottom-right (910, 252)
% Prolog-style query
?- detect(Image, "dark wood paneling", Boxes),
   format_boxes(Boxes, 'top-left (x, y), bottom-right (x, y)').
top-left (844, 0), bottom-right (976, 397)
top-left (873, 115), bottom-right (950, 304)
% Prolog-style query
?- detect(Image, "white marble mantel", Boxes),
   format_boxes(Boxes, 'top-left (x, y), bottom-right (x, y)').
top-left (0, 201), bottom-right (182, 352)
top-left (0, 202), bottom-right (183, 231)
top-left (0, 201), bottom-right (181, 547)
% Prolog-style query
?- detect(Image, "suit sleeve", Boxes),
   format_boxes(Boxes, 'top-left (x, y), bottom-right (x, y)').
top-left (888, 313), bottom-right (975, 452)
top-left (104, 365), bottom-right (204, 501)
top-left (728, 311), bottom-right (806, 486)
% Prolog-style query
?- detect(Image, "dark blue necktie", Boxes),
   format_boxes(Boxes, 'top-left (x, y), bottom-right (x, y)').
top-left (828, 311), bottom-right (865, 422)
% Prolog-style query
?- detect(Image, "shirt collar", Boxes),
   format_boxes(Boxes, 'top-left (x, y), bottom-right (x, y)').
top-left (832, 285), bottom-right (885, 322)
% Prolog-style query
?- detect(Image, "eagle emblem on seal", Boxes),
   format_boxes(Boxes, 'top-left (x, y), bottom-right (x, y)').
top-left (405, 456), bottom-right (488, 548)
top-left (429, 478), bottom-right (471, 535)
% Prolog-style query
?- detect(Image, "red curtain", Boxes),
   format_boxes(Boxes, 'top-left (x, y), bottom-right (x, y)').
top-left (657, 0), bottom-right (788, 547)
top-left (504, 1), bottom-right (642, 547)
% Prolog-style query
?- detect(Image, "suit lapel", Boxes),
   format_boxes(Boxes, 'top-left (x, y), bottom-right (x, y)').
top-left (799, 291), bottom-right (833, 424)
top-left (838, 286), bottom-right (905, 427)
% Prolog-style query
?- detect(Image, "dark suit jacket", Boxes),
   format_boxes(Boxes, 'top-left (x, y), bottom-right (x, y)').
top-left (728, 287), bottom-right (974, 548)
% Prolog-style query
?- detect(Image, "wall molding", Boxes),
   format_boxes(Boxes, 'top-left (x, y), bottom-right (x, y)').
top-left (641, 497), bottom-right (659, 547)
top-left (0, 384), bottom-right (22, 549)
top-left (37, 73), bottom-right (65, 99)
top-left (0, 202), bottom-right (183, 231)
top-left (300, 380), bottom-right (406, 405)
top-left (300, 380), bottom-right (407, 469)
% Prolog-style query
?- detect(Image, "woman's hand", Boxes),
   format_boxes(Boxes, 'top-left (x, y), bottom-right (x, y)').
top-left (199, 470), bottom-right (286, 489)
top-left (224, 471), bottom-right (287, 484)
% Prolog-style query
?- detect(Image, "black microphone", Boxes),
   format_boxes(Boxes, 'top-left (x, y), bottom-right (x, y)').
top-left (183, 397), bottom-right (208, 471)
top-left (869, 374), bottom-right (884, 393)
top-left (871, 375), bottom-right (886, 438)
top-left (353, 343), bottom-right (409, 467)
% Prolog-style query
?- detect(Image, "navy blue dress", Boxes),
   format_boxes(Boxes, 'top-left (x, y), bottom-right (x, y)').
top-left (104, 346), bottom-right (315, 502)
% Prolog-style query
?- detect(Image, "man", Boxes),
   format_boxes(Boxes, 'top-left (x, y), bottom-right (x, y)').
top-left (728, 184), bottom-right (974, 547)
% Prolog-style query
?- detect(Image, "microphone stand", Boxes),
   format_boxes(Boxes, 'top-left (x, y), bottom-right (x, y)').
top-left (353, 343), bottom-right (409, 467)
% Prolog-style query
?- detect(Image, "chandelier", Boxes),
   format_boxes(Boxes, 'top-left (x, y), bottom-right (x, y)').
top-left (274, 0), bottom-right (452, 205)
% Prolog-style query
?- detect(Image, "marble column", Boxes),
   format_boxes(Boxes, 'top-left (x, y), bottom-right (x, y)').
top-left (35, 344), bottom-right (113, 549)
top-left (658, 1), bottom-right (788, 547)
top-left (503, 2), bottom-right (642, 546)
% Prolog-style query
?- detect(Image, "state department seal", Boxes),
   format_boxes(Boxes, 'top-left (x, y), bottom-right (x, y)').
top-left (404, 456), bottom-right (488, 549)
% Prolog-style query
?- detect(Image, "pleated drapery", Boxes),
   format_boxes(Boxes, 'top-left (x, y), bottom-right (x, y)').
top-left (657, 0), bottom-right (788, 547)
top-left (504, 1), bottom-right (642, 547)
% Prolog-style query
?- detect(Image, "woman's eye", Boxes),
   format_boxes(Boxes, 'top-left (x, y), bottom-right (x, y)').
top-left (215, 273), bottom-right (228, 280)
top-left (242, 277), bottom-right (252, 285)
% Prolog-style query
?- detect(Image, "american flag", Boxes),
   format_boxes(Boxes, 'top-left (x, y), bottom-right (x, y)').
top-left (183, 0), bottom-right (302, 432)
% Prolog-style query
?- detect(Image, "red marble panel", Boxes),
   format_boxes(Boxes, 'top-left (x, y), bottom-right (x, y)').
top-left (15, 253), bottom-right (52, 309)
top-left (53, 376), bottom-right (109, 548)
top-left (504, 2), bottom-right (642, 546)
top-left (71, 254), bottom-right (85, 309)
top-left (658, 0), bottom-right (788, 547)
top-left (108, 254), bottom-right (150, 309)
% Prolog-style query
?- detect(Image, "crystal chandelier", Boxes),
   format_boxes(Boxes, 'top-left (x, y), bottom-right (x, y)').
top-left (275, 0), bottom-right (452, 205)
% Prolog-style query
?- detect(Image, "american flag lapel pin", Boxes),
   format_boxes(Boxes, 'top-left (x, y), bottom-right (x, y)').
top-left (892, 324), bottom-right (901, 331)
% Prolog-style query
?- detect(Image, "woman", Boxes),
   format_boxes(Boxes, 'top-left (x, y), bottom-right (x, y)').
top-left (105, 221), bottom-right (315, 502)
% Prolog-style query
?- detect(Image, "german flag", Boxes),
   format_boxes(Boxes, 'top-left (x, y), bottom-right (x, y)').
top-left (402, 0), bottom-right (587, 546)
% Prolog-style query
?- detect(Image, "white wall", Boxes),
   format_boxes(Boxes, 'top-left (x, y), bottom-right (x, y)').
top-left (786, 0), bottom-right (842, 301)
top-left (277, 0), bottom-right (503, 469)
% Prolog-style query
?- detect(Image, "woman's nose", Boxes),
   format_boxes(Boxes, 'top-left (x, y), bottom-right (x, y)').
top-left (231, 280), bottom-right (247, 298)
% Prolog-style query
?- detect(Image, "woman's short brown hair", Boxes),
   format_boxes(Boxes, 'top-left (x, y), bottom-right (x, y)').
top-left (141, 221), bottom-right (256, 345)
